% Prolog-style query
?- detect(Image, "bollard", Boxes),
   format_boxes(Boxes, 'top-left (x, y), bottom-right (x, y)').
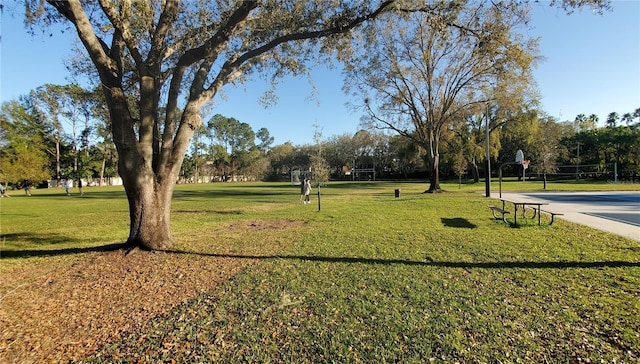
top-left (394, 189), bottom-right (400, 198)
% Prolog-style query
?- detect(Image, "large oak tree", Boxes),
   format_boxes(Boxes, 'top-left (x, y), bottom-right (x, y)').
top-left (29, 0), bottom-right (401, 251)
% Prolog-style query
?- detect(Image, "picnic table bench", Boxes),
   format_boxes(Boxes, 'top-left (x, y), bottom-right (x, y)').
top-left (539, 209), bottom-right (564, 225)
top-left (489, 206), bottom-right (510, 224)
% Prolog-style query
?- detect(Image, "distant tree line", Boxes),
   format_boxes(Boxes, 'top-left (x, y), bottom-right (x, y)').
top-left (2, 86), bottom-right (637, 189)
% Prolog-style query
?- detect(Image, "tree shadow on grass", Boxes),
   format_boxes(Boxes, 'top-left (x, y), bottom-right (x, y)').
top-left (1, 232), bottom-right (82, 246)
top-left (0, 242), bottom-right (127, 259)
top-left (441, 218), bottom-right (477, 229)
top-left (173, 209), bottom-right (243, 214)
top-left (168, 250), bottom-right (640, 269)
top-left (3, 242), bottom-right (638, 270)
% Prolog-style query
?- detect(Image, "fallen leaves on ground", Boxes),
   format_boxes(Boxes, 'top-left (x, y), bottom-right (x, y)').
top-left (1, 249), bottom-right (256, 363)
top-left (0, 219), bottom-right (299, 363)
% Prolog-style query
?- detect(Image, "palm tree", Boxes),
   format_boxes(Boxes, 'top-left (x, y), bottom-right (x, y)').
top-left (621, 112), bottom-right (633, 126)
top-left (606, 112), bottom-right (619, 128)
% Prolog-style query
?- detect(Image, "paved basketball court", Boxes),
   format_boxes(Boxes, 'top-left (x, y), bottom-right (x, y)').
top-left (497, 191), bottom-right (640, 242)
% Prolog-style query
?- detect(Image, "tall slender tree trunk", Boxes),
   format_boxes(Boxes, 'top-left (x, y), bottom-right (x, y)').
top-left (426, 154), bottom-right (442, 193)
top-left (425, 130), bottom-right (442, 193)
top-left (471, 157), bottom-right (480, 183)
top-left (55, 138), bottom-right (61, 183)
top-left (99, 158), bottom-right (106, 187)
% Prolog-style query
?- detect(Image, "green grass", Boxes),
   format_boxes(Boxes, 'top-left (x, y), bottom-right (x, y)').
top-left (2, 180), bottom-right (639, 362)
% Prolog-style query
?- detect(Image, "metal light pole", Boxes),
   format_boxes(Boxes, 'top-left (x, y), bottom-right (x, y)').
top-left (485, 102), bottom-right (491, 197)
top-left (575, 142), bottom-right (580, 181)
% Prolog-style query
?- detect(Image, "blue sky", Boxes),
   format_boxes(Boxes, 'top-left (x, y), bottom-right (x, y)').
top-left (1, 1), bottom-right (638, 146)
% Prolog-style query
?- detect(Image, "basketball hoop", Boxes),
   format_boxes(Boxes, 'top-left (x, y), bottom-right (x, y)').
top-left (522, 160), bottom-right (530, 170)
top-left (515, 149), bottom-right (524, 164)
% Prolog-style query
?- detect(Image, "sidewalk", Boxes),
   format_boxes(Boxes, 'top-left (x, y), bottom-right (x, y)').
top-left (496, 191), bottom-right (640, 242)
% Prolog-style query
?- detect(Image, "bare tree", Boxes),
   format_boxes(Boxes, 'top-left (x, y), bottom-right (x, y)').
top-left (346, 2), bottom-right (538, 192)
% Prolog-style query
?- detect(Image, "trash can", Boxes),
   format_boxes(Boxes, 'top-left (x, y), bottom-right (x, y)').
top-left (394, 189), bottom-right (400, 198)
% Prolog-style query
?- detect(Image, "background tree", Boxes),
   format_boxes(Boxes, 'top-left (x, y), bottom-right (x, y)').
top-left (529, 114), bottom-right (564, 189)
top-left (325, 133), bottom-right (357, 179)
top-left (310, 125), bottom-right (330, 185)
top-left (447, 106), bottom-right (500, 184)
top-left (351, 129), bottom-right (376, 179)
top-left (91, 91), bottom-right (119, 187)
top-left (347, 2), bottom-right (538, 192)
top-left (388, 135), bottom-right (422, 179)
top-left (266, 142), bottom-right (297, 181)
top-left (30, 84), bottom-right (69, 183)
top-left (256, 127), bottom-right (274, 154)
top-left (30, 83), bottom-right (105, 189)
top-left (190, 125), bottom-right (210, 183)
top-left (572, 113), bottom-right (597, 132)
top-left (452, 152), bottom-right (468, 188)
top-left (497, 110), bottom-right (539, 180)
top-left (621, 112), bottom-right (633, 126)
top-left (59, 84), bottom-right (99, 195)
top-left (0, 100), bottom-right (52, 187)
top-left (209, 114), bottom-right (256, 178)
top-left (209, 144), bottom-right (231, 181)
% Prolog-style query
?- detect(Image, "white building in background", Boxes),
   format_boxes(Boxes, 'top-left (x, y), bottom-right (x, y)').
top-left (48, 177), bottom-right (123, 188)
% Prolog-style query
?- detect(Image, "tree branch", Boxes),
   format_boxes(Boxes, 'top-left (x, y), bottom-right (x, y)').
top-left (160, 1), bottom-right (259, 178)
top-left (230, 1), bottom-right (394, 71)
top-left (97, 0), bottom-right (145, 70)
top-left (149, 0), bottom-right (180, 64)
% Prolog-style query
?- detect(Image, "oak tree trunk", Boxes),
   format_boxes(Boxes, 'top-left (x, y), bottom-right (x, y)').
top-left (123, 177), bottom-right (174, 251)
top-left (118, 150), bottom-right (177, 251)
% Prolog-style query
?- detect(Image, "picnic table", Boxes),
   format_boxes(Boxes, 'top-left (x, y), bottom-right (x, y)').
top-left (500, 198), bottom-right (548, 226)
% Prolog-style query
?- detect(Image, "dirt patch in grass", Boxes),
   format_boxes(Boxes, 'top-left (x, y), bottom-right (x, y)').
top-left (0, 219), bottom-right (303, 363)
top-left (221, 219), bottom-right (307, 233)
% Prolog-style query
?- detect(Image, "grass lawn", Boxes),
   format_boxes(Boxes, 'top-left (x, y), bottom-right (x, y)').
top-left (1, 179), bottom-right (639, 362)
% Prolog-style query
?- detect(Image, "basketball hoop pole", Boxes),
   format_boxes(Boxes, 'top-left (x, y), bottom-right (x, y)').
top-left (485, 103), bottom-right (491, 197)
top-left (522, 160), bottom-right (530, 181)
